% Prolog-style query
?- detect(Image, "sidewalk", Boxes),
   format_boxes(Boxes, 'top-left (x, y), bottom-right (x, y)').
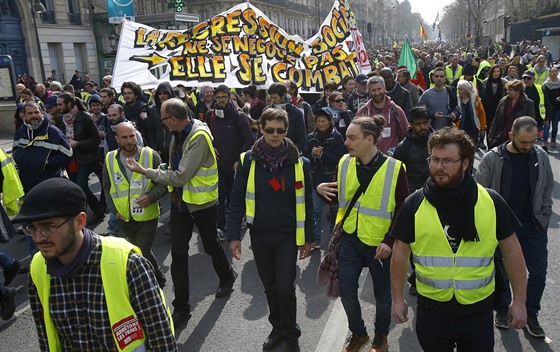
top-left (1, 133), bottom-right (13, 153)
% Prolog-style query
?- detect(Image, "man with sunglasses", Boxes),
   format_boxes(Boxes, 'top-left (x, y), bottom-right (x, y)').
top-left (266, 83), bottom-right (307, 152)
top-left (14, 177), bottom-right (175, 351)
top-left (391, 127), bottom-right (527, 352)
top-left (227, 108), bottom-right (313, 352)
top-left (126, 98), bottom-right (236, 328)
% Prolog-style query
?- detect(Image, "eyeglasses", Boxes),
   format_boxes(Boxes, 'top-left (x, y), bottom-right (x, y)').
top-left (23, 216), bottom-right (74, 237)
top-left (263, 127), bottom-right (287, 135)
top-left (427, 156), bottom-right (463, 168)
top-left (160, 115), bottom-right (173, 122)
top-left (215, 95), bottom-right (229, 101)
top-left (333, 99), bottom-right (344, 103)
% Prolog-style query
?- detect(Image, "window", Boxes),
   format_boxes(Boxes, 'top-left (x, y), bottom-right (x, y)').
top-left (40, 0), bottom-right (56, 24)
top-left (48, 43), bottom-right (63, 82)
top-left (67, 0), bottom-right (81, 25)
top-left (73, 43), bottom-right (87, 74)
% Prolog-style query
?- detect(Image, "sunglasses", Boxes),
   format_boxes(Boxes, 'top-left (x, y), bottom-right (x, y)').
top-left (333, 99), bottom-right (344, 103)
top-left (263, 127), bottom-right (287, 134)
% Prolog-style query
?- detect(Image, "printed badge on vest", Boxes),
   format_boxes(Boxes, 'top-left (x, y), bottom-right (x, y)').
top-left (112, 315), bottom-right (144, 349)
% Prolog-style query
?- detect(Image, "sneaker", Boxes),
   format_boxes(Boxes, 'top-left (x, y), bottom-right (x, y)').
top-left (525, 315), bottom-right (545, 338)
top-left (216, 270), bottom-right (237, 298)
top-left (551, 141), bottom-right (557, 149)
top-left (311, 241), bottom-right (321, 250)
top-left (542, 142), bottom-right (548, 152)
top-left (0, 287), bottom-right (16, 320)
top-left (3, 260), bottom-right (20, 286)
top-left (343, 333), bottom-right (369, 352)
top-left (370, 332), bottom-right (388, 352)
top-left (494, 307), bottom-right (509, 329)
top-left (217, 229), bottom-right (227, 241)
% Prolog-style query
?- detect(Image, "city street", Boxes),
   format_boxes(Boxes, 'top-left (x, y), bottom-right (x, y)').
top-left (0, 144), bottom-right (558, 352)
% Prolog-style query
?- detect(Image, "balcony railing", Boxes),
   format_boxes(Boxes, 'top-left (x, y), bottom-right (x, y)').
top-left (68, 12), bottom-right (82, 25)
top-left (40, 11), bottom-right (56, 24)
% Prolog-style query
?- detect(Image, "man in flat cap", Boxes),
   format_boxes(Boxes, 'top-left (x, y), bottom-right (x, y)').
top-left (14, 178), bottom-right (176, 351)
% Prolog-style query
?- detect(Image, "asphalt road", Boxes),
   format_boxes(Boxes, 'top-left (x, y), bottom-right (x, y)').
top-left (0, 145), bottom-right (558, 352)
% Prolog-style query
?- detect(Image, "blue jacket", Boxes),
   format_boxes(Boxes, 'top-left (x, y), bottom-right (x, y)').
top-left (13, 118), bottom-right (72, 192)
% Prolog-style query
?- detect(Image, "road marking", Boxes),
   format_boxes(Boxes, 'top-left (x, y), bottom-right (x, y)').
top-left (315, 268), bottom-right (369, 352)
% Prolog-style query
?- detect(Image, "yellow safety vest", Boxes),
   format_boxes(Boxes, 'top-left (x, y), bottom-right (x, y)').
top-left (476, 60), bottom-right (492, 79)
top-left (534, 84), bottom-right (546, 120)
top-left (80, 91), bottom-right (92, 104)
top-left (532, 68), bottom-right (549, 85)
top-left (30, 236), bottom-right (174, 351)
top-left (240, 151), bottom-right (306, 246)
top-left (445, 65), bottom-right (463, 82)
top-left (0, 149), bottom-right (24, 215)
top-left (180, 130), bottom-right (218, 205)
top-left (336, 155), bottom-right (401, 247)
top-left (106, 147), bottom-right (160, 221)
top-left (411, 184), bottom-right (497, 305)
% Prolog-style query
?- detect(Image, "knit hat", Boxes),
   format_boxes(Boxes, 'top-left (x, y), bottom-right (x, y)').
top-left (45, 95), bottom-right (58, 109)
top-left (215, 84), bottom-right (230, 95)
top-left (89, 94), bottom-right (102, 104)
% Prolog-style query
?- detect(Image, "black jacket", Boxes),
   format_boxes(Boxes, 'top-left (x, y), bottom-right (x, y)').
top-left (304, 127), bottom-right (346, 186)
top-left (227, 139), bottom-right (314, 242)
top-left (392, 127), bottom-right (432, 192)
top-left (55, 110), bottom-right (100, 166)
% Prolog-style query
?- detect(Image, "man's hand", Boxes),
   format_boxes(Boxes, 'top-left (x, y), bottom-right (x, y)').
top-left (392, 298), bottom-right (409, 323)
top-left (508, 301), bottom-right (527, 329)
top-left (230, 240), bottom-right (241, 260)
top-left (316, 182), bottom-right (338, 202)
top-left (136, 195), bottom-right (151, 208)
top-left (69, 139), bottom-right (78, 148)
top-left (299, 242), bottom-right (312, 260)
top-left (115, 212), bottom-right (124, 220)
top-left (126, 157), bottom-right (146, 175)
top-left (434, 112), bottom-right (445, 120)
top-left (374, 243), bottom-right (392, 260)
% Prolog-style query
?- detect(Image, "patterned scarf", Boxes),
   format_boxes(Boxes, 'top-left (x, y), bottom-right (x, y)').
top-left (253, 136), bottom-right (289, 173)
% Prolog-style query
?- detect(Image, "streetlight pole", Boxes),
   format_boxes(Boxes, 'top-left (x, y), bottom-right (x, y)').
top-left (31, 0), bottom-right (46, 83)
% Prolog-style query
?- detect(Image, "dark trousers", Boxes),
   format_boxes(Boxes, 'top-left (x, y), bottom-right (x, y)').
top-left (416, 304), bottom-right (494, 352)
top-left (70, 161), bottom-right (104, 215)
top-left (117, 218), bottom-right (163, 277)
top-left (497, 222), bottom-right (548, 315)
top-left (169, 205), bottom-right (232, 313)
top-left (338, 234), bottom-right (391, 336)
top-left (217, 167), bottom-right (235, 231)
top-left (251, 233), bottom-right (301, 343)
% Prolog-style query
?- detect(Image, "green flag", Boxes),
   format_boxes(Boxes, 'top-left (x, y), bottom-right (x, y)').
top-left (398, 38), bottom-right (417, 79)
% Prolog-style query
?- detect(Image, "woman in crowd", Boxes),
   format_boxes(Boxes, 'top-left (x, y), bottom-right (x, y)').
top-left (341, 76), bottom-right (355, 103)
top-left (481, 65), bottom-right (508, 143)
top-left (194, 85), bottom-right (215, 121)
top-left (304, 108), bottom-right (345, 250)
top-left (314, 80), bottom-right (338, 110)
top-left (451, 80), bottom-right (487, 146)
top-left (326, 91), bottom-right (353, 137)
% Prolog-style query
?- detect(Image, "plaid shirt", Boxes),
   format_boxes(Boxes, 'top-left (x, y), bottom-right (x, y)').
top-left (28, 232), bottom-right (177, 351)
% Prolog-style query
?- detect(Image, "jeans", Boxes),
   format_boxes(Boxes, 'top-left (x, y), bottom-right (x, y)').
top-left (70, 162), bottom-right (104, 215)
top-left (338, 234), bottom-right (391, 336)
top-left (0, 251), bottom-right (15, 269)
top-left (217, 167), bottom-right (235, 232)
top-left (497, 221), bottom-right (548, 316)
top-left (107, 213), bottom-right (120, 234)
top-left (312, 190), bottom-right (337, 243)
top-left (169, 205), bottom-right (233, 313)
top-left (416, 303), bottom-right (494, 352)
top-left (543, 110), bottom-right (560, 143)
top-left (251, 232), bottom-right (301, 343)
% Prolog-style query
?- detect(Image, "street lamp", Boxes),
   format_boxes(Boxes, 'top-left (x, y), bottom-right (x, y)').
top-left (31, 0), bottom-right (46, 83)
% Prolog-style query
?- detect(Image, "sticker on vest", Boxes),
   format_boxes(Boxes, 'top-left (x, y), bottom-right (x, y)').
top-left (132, 198), bottom-right (144, 215)
top-left (381, 127), bottom-right (391, 138)
top-left (130, 179), bottom-right (143, 189)
top-left (112, 315), bottom-right (144, 350)
top-left (114, 172), bottom-right (124, 185)
top-left (339, 119), bottom-right (347, 127)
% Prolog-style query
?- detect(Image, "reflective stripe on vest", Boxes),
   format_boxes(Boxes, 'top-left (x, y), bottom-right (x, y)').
top-left (337, 155), bottom-right (400, 246)
top-left (181, 130), bottom-right (218, 205)
top-left (106, 148), bottom-right (160, 221)
top-left (0, 149), bottom-right (24, 215)
top-left (411, 184), bottom-right (497, 305)
top-left (241, 151), bottom-right (306, 246)
top-left (30, 236), bottom-right (174, 351)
